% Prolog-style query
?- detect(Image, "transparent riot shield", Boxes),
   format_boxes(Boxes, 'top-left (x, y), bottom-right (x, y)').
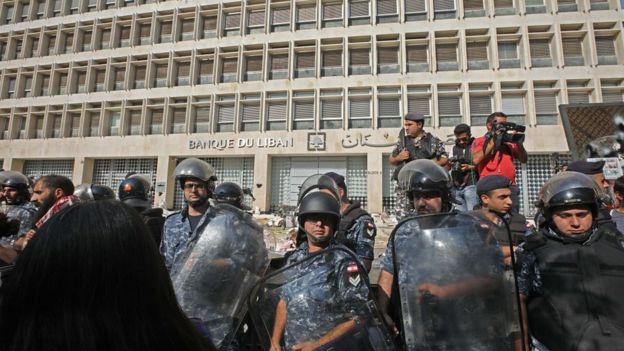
top-left (391, 212), bottom-right (523, 351)
top-left (171, 204), bottom-right (269, 348)
top-left (249, 246), bottom-right (396, 351)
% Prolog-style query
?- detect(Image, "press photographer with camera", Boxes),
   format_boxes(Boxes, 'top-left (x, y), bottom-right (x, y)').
top-left (472, 112), bottom-right (527, 213)
top-left (450, 124), bottom-right (479, 211)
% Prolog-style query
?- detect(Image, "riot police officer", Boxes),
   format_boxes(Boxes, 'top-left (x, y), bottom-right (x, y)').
top-left (160, 158), bottom-right (217, 271)
top-left (516, 171), bottom-right (624, 351)
top-left (256, 191), bottom-right (393, 351)
top-left (0, 171), bottom-right (36, 237)
top-left (73, 184), bottom-right (116, 201)
top-left (377, 159), bottom-right (454, 335)
top-left (118, 177), bottom-right (165, 245)
top-left (213, 182), bottom-right (248, 210)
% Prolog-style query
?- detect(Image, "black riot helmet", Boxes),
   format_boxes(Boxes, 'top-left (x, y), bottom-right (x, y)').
top-left (297, 174), bottom-right (341, 203)
top-left (297, 191), bottom-right (341, 240)
top-left (174, 158), bottom-right (217, 195)
top-left (538, 171), bottom-right (603, 217)
top-left (118, 177), bottom-right (151, 209)
top-left (74, 184), bottom-right (116, 201)
top-left (214, 182), bottom-right (247, 209)
top-left (0, 170), bottom-right (30, 190)
top-left (398, 159), bottom-right (453, 211)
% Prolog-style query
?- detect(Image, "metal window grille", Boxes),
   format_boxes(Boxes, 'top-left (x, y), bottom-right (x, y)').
top-left (515, 154), bottom-right (571, 216)
top-left (562, 37), bottom-right (584, 66)
top-left (405, 0), bottom-right (426, 13)
top-left (534, 91), bottom-right (559, 125)
top-left (438, 95), bottom-right (462, 127)
top-left (23, 159), bottom-right (74, 181)
top-left (349, 0), bottom-right (370, 17)
top-left (464, 0), bottom-right (483, 10)
top-left (567, 91), bottom-right (590, 104)
top-left (469, 94), bottom-right (492, 125)
top-left (377, 0), bottom-right (397, 15)
top-left (92, 158), bottom-right (158, 201)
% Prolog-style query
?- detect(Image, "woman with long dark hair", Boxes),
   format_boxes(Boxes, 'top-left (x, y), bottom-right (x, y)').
top-left (0, 200), bottom-right (215, 351)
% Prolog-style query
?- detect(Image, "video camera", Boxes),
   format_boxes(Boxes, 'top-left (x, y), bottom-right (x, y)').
top-left (491, 121), bottom-right (526, 144)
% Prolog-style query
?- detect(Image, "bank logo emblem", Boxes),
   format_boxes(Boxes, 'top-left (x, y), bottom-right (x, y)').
top-left (308, 133), bottom-right (326, 151)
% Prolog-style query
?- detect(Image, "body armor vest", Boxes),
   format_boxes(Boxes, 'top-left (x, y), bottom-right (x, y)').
top-left (334, 202), bottom-right (369, 251)
top-left (392, 130), bottom-right (436, 181)
top-left (525, 227), bottom-right (624, 351)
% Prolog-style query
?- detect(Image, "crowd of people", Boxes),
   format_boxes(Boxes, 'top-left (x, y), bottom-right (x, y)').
top-left (0, 111), bottom-right (623, 351)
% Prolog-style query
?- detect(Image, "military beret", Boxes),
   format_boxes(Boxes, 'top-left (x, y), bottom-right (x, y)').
top-left (324, 172), bottom-right (346, 189)
top-left (476, 175), bottom-right (512, 196)
top-left (566, 160), bottom-right (605, 175)
top-left (405, 113), bottom-right (425, 122)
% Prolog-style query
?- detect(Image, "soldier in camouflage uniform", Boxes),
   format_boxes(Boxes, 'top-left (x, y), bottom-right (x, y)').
top-left (160, 158), bottom-right (217, 271)
top-left (389, 113), bottom-right (448, 218)
top-left (0, 171), bottom-right (36, 237)
top-left (269, 191), bottom-right (376, 351)
top-left (324, 172), bottom-right (376, 272)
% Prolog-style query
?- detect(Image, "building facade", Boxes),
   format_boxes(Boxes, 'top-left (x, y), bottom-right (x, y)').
top-left (0, 0), bottom-right (623, 215)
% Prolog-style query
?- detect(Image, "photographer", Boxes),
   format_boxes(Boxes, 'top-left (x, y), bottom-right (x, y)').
top-left (472, 112), bottom-right (527, 213)
top-left (450, 124), bottom-right (479, 211)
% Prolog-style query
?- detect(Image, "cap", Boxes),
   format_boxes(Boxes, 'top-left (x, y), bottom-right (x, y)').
top-left (405, 112), bottom-right (425, 122)
top-left (476, 175), bottom-right (512, 196)
top-left (324, 172), bottom-right (346, 189)
top-left (566, 160), bottom-right (605, 175)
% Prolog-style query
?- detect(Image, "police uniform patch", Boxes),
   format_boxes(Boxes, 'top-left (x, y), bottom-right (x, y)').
top-left (347, 264), bottom-right (361, 286)
top-left (365, 221), bottom-right (376, 239)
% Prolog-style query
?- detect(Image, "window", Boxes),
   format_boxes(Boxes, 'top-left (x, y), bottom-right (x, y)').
top-left (297, 4), bottom-right (316, 30)
top-left (295, 51), bottom-right (316, 78)
top-left (244, 56), bottom-right (263, 81)
top-left (595, 35), bottom-right (617, 65)
top-left (271, 7), bottom-right (290, 32)
top-left (33, 116), bottom-right (45, 138)
top-left (269, 53), bottom-right (289, 79)
top-left (147, 109), bottom-right (163, 134)
top-left (87, 111), bottom-right (100, 136)
top-left (525, 0), bottom-right (546, 14)
top-left (69, 113), bottom-right (81, 137)
top-left (36, 0), bottom-right (45, 18)
top-left (377, 88), bottom-right (401, 128)
top-left (153, 63), bottom-right (168, 88)
top-left (405, 0), bottom-right (426, 21)
top-left (119, 25), bottom-right (131, 47)
top-left (113, 67), bottom-right (125, 90)
top-left (463, 0), bottom-right (484, 17)
top-left (139, 23), bottom-right (151, 45)
top-left (40, 74), bottom-right (50, 95)
top-left (159, 20), bottom-right (173, 43)
top-left (170, 108), bottom-right (186, 134)
top-left (377, 46), bottom-right (399, 74)
top-left (201, 14), bottom-right (218, 38)
top-left (494, 0), bottom-right (515, 15)
top-left (501, 94), bottom-right (525, 124)
top-left (58, 72), bottom-right (68, 94)
top-left (108, 111), bottom-right (121, 136)
top-left (292, 92), bottom-right (315, 130)
top-left (5, 78), bottom-right (16, 99)
top-left (434, 0), bottom-right (455, 19)
top-left (52, 0), bottom-right (61, 16)
top-left (348, 0), bottom-right (370, 25)
top-left (220, 57), bottom-right (238, 83)
top-left (0, 118), bottom-right (9, 139)
top-left (266, 92), bottom-right (288, 130)
top-left (180, 18), bottom-right (195, 41)
top-left (562, 37), bottom-right (584, 66)
top-left (247, 9), bottom-right (265, 34)
top-left (320, 90), bottom-right (343, 129)
top-left (349, 48), bottom-right (371, 75)
top-left (23, 77), bottom-right (33, 97)
top-left (62, 33), bottom-right (74, 53)
top-left (128, 110), bottom-right (142, 135)
top-left (498, 42), bottom-right (520, 68)
top-left (407, 87), bottom-right (432, 126)
top-left (376, 0), bottom-right (397, 23)
top-left (133, 66), bottom-right (146, 89)
top-left (194, 103), bottom-right (211, 133)
top-left (534, 88), bottom-right (559, 125)
top-left (223, 12), bottom-right (241, 37)
top-left (215, 96), bottom-right (235, 132)
top-left (322, 50), bottom-right (343, 76)
top-left (466, 41), bottom-right (489, 70)
top-left (197, 58), bottom-right (214, 84)
top-left (436, 43), bottom-right (458, 71)
top-left (557, 0), bottom-right (577, 12)
top-left (3, 4), bottom-right (14, 24)
top-left (240, 94), bottom-right (260, 132)
top-left (16, 116), bottom-right (27, 139)
top-left (567, 90), bottom-right (590, 104)
top-left (590, 0), bottom-right (609, 11)
top-left (75, 71), bottom-right (87, 93)
top-left (81, 31), bottom-right (92, 51)
top-left (469, 94), bottom-right (492, 125)
top-left (21, 2), bottom-right (31, 21)
top-left (437, 94), bottom-right (462, 127)
top-left (529, 38), bottom-right (552, 67)
top-left (69, 0), bottom-right (79, 14)
top-left (406, 43), bottom-right (429, 72)
top-left (348, 89), bottom-right (372, 128)
top-left (322, 1), bottom-right (343, 27)
top-left (175, 62), bottom-right (191, 86)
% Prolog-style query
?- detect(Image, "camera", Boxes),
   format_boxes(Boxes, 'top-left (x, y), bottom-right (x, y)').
top-left (448, 156), bottom-right (468, 172)
top-left (491, 121), bottom-right (526, 143)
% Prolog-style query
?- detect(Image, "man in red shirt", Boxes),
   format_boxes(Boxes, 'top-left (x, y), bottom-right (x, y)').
top-left (472, 112), bottom-right (527, 213)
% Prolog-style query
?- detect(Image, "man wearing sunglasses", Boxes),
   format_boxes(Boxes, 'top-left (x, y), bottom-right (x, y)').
top-left (160, 158), bottom-right (217, 271)
top-left (450, 123), bottom-right (479, 212)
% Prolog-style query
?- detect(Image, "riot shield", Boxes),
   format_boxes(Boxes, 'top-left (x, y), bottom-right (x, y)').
top-left (170, 203), bottom-right (269, 349)
top-left (249, 246), bottom-right (396, 351)
top-left (391, 212), bottom-right (523, 351)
